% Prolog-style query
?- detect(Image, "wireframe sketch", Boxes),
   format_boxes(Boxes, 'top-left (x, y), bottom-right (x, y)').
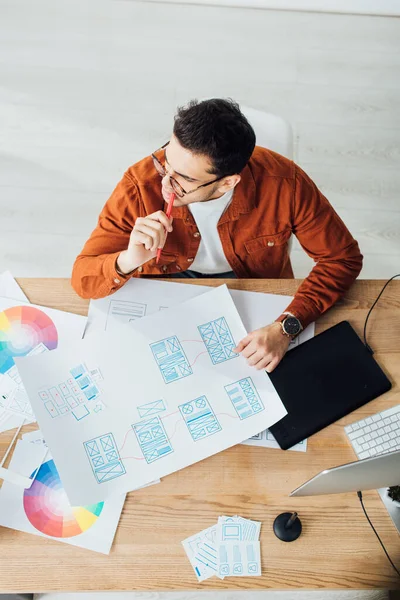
top-left (198, 317), bottom-right (238, 365)
top-left (132, 416), bottom-right (173, 463)
top-left (38, 363), bottom-right (104, 421)
top-left (0, 384), bottom-right (34, 419)
top-left (84, 433), bottom-right (126, 483)
top-left (150, 336), bottom-right (192, 384)
top-left (105, 300), bottom-right (147, 331)
top-left (179, 396), bottom-right (222, 441)
top-left (225, 377), bottom-right (265, 419)
top-left (137, 399), bottom-right (166, 418)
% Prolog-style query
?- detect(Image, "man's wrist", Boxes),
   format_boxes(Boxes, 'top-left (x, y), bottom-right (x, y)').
top-left (275, 313), bottom-right (303, 338)
top-left (116, 251), bottom-right (136, 276)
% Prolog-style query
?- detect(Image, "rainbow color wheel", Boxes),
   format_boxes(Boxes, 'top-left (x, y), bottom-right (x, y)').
top-left (0, 305), bottom-right (58, 374)
top-left (23, 459), bottom-right (104, 538)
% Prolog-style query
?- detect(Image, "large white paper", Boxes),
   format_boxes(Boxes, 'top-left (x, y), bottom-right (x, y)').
top-left (86, 278), bottom-right (315, 346)
top-left (0, 439), bottom-right (125, 554)
top-left (0, 271), bottom-right (28, 302)
top-left (16, 285), bottom-right (287, 505)
top-left (0, 296), bottom-right (87, 425)
top-left (86, 279), bottom-right (314, 452)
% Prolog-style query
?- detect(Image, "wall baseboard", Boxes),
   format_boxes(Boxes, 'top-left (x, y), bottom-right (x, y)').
top-left (141, 0), bottom-right (400, 17)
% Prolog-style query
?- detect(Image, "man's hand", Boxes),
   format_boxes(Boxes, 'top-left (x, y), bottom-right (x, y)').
top-left (117, 210), bottom-right (173, 274)
top-left (233, 322), bottom-right (290, 373)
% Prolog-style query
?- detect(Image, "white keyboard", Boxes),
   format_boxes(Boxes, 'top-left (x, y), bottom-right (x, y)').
top-left (344, 404), bottom-right (400, 460)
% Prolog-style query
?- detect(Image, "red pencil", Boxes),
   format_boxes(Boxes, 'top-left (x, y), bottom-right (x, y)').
top-left (156, 192), bottom-right (175, 264)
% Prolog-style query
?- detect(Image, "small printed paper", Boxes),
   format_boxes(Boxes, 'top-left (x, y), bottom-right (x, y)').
top-left (182, 524), bottom-right (220, 582)
top-left (183, 514), bottom-right (262, 581)
top-left (218, 541), bottom-right (261, 577)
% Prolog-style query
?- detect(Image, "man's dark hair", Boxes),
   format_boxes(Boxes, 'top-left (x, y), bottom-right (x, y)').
top-left (173, 98), bottom-right (256, 178)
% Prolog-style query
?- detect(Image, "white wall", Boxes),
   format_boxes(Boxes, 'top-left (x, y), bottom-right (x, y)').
top-left (1, 0), bottom-right (399, 278)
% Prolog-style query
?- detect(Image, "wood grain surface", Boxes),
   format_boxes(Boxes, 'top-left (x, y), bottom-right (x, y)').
top-left (0, 278), bottom-right (399, 592)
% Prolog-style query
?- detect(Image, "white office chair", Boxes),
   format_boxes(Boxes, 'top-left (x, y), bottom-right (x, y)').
top-left (239, 105), bottom-right (294, 160)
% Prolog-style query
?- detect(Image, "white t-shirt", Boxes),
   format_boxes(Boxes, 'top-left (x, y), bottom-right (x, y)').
top-left (188, 189), bottom-right (234, 274)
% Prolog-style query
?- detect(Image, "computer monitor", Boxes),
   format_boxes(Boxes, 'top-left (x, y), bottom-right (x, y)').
top-left (290, 449), bottom-right (400, 496)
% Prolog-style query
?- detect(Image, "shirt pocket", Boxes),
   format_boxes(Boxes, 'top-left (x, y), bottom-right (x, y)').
top-left (245, 229), bottom-right (292, 255)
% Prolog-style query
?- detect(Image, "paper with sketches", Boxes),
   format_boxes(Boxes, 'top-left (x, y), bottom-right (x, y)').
top-left (21, 429), bottom-right (161, 489)
top-left (0, 438), bottom-right (125, 554)
top-left (183, 514), bottom-right (262, 581)
top-left (86, 279), bottom-right (314, 451)
top-left (0, 296), bottom-right (87, 429)
top-left (0, 273), bottom-right (29, 433)
top-left (16, 285), bottom-right (287, 504)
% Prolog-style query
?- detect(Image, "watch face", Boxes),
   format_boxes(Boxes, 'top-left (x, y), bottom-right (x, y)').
top-left (283, 316), bottom-right (301, 336)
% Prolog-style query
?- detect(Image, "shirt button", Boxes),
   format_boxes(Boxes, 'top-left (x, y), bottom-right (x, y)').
top-left (162, 265), bottom-right (168, 272)
top-left (113, 278), bottom-right (121, 284)
top-left (137, 266), bottom-right (143, 273)
top-left (193, 232), bottom-right (200, 238)
top-left (187, 258), bottom-right (194, 263)
top-left (267, 241), bottom-right (274, 247)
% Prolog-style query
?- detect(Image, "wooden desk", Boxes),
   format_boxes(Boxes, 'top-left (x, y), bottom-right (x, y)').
top-left (1, 278), bottom-right (399, 592)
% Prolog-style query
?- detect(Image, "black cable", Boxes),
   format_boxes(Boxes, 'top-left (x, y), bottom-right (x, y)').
top-left (363, 274), bottom-right (400, 354)
top-left (357, 491), bottom-right (400, 577)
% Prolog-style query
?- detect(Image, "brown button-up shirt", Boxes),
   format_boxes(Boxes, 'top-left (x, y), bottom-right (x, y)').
top-left (72, 146), bottom-right (363, 329)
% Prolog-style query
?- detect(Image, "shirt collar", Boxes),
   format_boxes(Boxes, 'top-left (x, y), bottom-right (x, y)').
top-left (170, 163), bottom-right (256, 222)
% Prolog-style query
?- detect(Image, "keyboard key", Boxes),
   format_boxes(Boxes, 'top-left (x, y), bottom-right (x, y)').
top-left (383, 442), bottom-right (390, 450)
top-left (370, 423), bottom-right (378, 431)
top-left (364, 433), bottom-right (372, 442)
top-left (359, 450), bottom-right (371, 459)
top-left (348, 430), bottom-right (364, 440)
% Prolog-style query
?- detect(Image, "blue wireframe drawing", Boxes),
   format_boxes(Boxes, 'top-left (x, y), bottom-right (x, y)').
top-left (132, 416), bottom-right (173, 463)
top-left (198, 317), bottom-right (238, 365)
top-left (150, 336), bottom-right (192, 384)
top-left (137, 399), bottom-right (166, 418)
top-left (84, 433), bottom-right (126, 483)
top-left (179, 396), bottom-right (221, 441)
top-left (225, 377), bottom-right (265, 419)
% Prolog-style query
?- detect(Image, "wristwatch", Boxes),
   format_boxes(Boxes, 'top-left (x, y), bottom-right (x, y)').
top-left (275, 313), bottom-right (303, 338)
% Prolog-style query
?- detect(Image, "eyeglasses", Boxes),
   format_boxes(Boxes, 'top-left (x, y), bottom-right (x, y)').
top-left (151, 142), bottom-right (225, 198)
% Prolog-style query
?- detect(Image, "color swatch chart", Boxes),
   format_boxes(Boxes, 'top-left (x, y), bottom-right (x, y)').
top-left (0, 306), bottom-right (58, 374)
top-left (23, 459), bottom-right (104, 538)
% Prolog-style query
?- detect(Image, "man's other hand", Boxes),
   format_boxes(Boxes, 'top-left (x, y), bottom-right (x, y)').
top-left (233, 322), bottom-right (290, 373)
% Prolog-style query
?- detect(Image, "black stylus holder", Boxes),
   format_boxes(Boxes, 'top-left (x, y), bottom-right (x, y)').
top-left (273, 511), bottom-right (302, 542)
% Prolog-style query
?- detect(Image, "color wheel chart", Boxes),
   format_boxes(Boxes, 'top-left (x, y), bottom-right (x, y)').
top-left (23, 459), bottom-right (104, 538)
top-left (0, 305), bottom-right (58, 374)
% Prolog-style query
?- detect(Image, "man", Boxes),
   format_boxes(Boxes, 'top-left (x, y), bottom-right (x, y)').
top-left (72, 98), bottom-right (363, 372)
